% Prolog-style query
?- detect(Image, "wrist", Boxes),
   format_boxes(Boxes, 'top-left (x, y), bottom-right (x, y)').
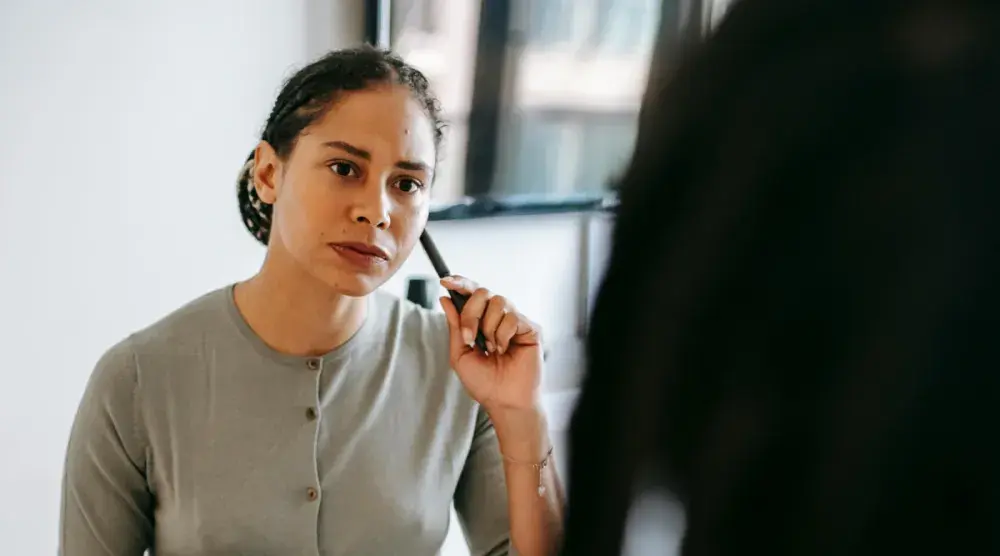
top-left (488, 404), bottom-right (550, 462)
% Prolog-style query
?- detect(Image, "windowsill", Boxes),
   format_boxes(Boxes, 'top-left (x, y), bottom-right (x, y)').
top-left (428, 192), bottom-right (618, 221)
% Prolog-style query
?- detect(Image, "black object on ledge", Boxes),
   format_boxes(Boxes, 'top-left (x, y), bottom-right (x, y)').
top-left (428, 193), bottom-right (619, 222)
top-left (405, 276), bottom-right (436, 310)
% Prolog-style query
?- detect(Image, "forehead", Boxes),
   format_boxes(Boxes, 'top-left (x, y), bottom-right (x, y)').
top-left (304, 85), bottom-right (436, 166)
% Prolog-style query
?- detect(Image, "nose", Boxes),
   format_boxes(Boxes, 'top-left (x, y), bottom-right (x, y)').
top-left (349, 180), bottom-right (391, 230)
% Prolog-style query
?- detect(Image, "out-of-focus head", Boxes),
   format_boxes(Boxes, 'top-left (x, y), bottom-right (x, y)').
top-left (236, 46), bottom-right (444, 296)
top-left (567, 0), bottom-right (1000, 554)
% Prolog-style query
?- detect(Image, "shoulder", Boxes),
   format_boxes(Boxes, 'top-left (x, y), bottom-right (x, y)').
top-left (370, 289), bottom-right (450, 352)
top-left (89, 286), bottom-right (233, 388)
top-left (125, 286), bottom-right (233, 357)
top-left (367, 290), bottom-right (464, 391)
top-left (367, 291), bottom-right (483, 436)
top-left (85, 334), bottom-right (140, 405)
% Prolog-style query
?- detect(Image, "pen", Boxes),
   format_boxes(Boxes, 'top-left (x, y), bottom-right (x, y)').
top-left (419, 230), bottom-right (490, 355)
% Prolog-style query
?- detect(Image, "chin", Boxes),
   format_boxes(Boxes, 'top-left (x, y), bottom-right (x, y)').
top-left (319, 269), bottom-right (390, 298)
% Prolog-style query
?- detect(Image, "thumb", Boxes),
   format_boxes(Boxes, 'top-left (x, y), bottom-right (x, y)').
top-left (439, 296), bottom-right (467, 363)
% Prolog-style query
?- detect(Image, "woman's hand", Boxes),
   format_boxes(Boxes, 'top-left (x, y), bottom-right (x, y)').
top-left (440, 279), bottom-right (561, 556)
top-left (439, 275), bottom-right (543, 414)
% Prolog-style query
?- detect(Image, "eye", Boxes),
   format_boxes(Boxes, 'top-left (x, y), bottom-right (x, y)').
top-left (329, 161), bottom-right (358, 178)
top-left (394, 177), bottom-right (425, 194)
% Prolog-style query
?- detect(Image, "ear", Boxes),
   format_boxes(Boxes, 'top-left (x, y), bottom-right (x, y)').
top-left (252, 140), bottom-right (282, 204)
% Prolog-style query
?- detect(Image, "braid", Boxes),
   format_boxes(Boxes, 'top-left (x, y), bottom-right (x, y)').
top-left (235, 70), bottom-right (315, 246)
top-left (236, 151), bottom-right (273, 245)
top-left (263, 65), bottom-right (334, 147)
top-left (236, 61), bottom-right (325, 246)
top-left (235, 45), bottom-right (445, 246)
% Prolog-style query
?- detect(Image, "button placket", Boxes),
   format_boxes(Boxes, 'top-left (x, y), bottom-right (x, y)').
top-left (304, 359), bottom-right (321, 423)
top-left (298, 358), bottom-right (323, 511)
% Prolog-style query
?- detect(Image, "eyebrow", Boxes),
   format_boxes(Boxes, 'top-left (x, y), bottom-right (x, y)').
top-left (323, 140), bottom-right (432, 174)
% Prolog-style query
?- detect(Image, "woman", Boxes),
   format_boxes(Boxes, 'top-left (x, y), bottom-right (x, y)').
top-left (564, 0), bottom-right (1000, 554)
top-left (60, 46), bottom-right (563, 556)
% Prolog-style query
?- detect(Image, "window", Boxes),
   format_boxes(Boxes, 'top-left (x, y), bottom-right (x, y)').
top-left (389, 0), bottom-right (687, 205)
top-left (389, 0), bottom-right (480, 203)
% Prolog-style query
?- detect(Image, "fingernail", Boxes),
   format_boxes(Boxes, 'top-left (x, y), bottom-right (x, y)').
top-left (462, 328), bottom-right (474, 345)
top-left (486, 341), bottom-right (495, 353)
top-left (498, 345), bottom-right (505, 355)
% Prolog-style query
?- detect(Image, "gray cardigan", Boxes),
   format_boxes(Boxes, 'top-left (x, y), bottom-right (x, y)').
top-left (60, 286), bottom-right (512, 555)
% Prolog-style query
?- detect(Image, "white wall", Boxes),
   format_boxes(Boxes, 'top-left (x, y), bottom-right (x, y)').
top-left (0, 1), bottom-right (587, 554)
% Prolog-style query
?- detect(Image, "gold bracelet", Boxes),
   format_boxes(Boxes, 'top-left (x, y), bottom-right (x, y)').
top-left (502, 445), bottom-right (554, 496)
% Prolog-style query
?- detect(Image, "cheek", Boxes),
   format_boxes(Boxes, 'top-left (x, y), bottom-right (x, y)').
top-left (389, 206), bottom-right (428, 257)
top-left (288, 177), bottom-right (342, 233)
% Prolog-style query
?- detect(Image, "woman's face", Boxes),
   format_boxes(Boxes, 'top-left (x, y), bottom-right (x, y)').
top-left (253, 84), bottom-right (437, 296)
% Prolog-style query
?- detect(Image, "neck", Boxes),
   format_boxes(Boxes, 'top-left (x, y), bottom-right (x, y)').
top-left (234, 249), bottom-right (368, 357)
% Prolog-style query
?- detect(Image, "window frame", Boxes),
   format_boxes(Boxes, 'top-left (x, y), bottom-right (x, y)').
top-left (370, 0), bottom-right (709, 208)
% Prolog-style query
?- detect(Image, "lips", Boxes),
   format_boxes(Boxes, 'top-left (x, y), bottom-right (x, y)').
top-left (328, 242), bottom-right (390, 263)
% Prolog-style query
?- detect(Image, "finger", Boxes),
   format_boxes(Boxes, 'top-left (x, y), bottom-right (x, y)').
top-left (480, 295), bottom-right (511, 352)
top-left (439, 296), bottom-right (470, 363)
top-left (509, 313), bottom-right (542, 348)
top-left (494, 311), bottom-right (521, 355)
top-left (458, 287), bottom-right (491, 347)
top-left (440, 274), bottom-right (479, 296)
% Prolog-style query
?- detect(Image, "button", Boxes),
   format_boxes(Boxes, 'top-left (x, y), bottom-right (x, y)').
top-left (307, 487), bottom-right (319, 501)
top-left (306, 407), bottom-right (318, 421)
top-left (306, 359), bottom-right (320, 371)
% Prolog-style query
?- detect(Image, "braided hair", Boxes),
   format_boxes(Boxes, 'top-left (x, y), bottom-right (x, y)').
top-left (237, 45), bottom-right (445, 245)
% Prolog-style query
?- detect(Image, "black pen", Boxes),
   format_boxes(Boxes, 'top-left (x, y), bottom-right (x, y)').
top-left (419, 230), bottom-right (490, 354)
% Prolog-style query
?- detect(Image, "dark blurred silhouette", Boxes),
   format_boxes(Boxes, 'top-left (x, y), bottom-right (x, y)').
top-left (564, 0), bottom-right (1000, 554)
